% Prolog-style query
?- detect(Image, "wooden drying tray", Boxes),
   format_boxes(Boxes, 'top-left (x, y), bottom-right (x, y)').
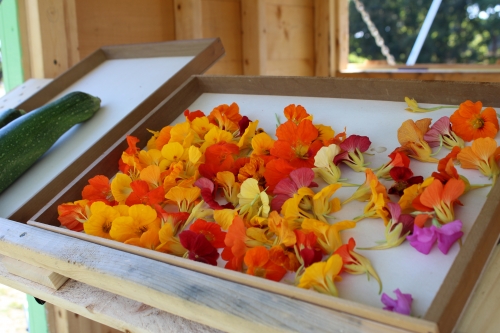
top-left (6, 38), bottom-right (224, 223)
top-left (23, 76), bottom-right (500, 333)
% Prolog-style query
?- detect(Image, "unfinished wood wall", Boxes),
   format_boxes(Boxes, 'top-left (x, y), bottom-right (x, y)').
top-left (18, 0), bottom-right (335, 78)
top-left (17, 0), bottom-right (500, 84)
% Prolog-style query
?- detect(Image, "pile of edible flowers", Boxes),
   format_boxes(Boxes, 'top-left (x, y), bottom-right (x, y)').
top-left (57, 99), bottom-right (499, 316)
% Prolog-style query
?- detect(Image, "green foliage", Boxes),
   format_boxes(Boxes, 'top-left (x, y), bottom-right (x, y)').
top-left (349, 0), bottom-right (500, 64)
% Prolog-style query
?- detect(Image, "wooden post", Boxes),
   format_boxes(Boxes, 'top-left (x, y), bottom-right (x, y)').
top-left (314, 0), bottom-right (330, 76)
top-left (329, 0), bottom-right (349, 76)
top-left (22, 0), bottom-right (73, 78)
top-left (241, 0), bottom-right (267, 75)
top-left (174, 0), bottom-right (203, 40)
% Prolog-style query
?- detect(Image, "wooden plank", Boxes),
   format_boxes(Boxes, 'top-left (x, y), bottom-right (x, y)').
top-left (194, 75), bottom-right (500, 106)
top-left (334, 0), bottom-right (349, 71)
top-left (74, 0), bottom-right (176, 59)
top-left (202, 0), bottom-right (243, 75)
top-left (2, 256), bottom-right (68, 290)
top-left (174, 0), bottom-right (203, 40)
top-left (456, 246), bottom-right (500, 332)
top-left (0, 255), bottom-right (220, 333)
top-left (337, 71), bottom-right (500, 83)
top-left (424, 181), bottom-right (500, 332)
top-left (62, 0), bottom-right (80, 67)
top-left (0, 220), bottom-right (430, 333)
top-left (265, 0), bottom-right (315, 76)
top-left (23, 0), bottom-right (71, 78)
top-left (241, 0), bottom-right (267, 75)
top-left (314, 0), bottom-right (330, 76)
top-left (28, 220), bottom-right (439, 333)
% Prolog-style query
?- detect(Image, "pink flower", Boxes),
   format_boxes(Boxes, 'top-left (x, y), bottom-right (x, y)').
top-left (333, 134), bottom-right (372, 172)
top-left (270, 168), bottom-right (317, 211)
top-left (381, 289), bottom-right (413, 315)
top-left (407, 220), bottom-right (463, 255)
top-left (424, 116), bottom-right (464, 149)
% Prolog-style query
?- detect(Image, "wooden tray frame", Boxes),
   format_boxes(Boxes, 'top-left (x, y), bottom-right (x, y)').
top-left (8, 38), bottom-right (225, 223)
top-left (27, 75), bottom-right (500, 333)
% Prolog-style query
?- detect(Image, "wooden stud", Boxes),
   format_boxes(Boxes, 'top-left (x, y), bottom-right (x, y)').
top-left (74, 0), bottom-right (176, 59)
top-left (314, 0), bottom-right (330, 76)
top-left (265, 0), bottom-right (315, 76)
top-left (1, 256), bottom-right (68, 290)
top-left (62, 0), bottom-right (79, 67)
top-left (174, 0), bottom-right (203, 40)
top-left (241, 0), bottom-right (267, 75)
top-left (23, 0), bottom-right (70, 78)
top-left (202, 0), bottom-right (243, 75)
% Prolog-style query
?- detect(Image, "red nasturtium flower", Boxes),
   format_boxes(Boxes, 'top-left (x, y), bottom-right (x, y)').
top-left (189, 219), bottom-right (227, 248)
top-left (179, 230), bottom-right (219, 266)
top-left (263, 158), bottom-right (297, 193)
top-left (198, 142), bottom-right (240, 180)
top-left (125, 179), bottom-right (165, 206)
top-left (244, 246), bottom-right (287, 282)
top-left (388, 166), bottom-right (424, 196)
top-left (450, 100), bottom-right (499, 142)
top-left (294, 229), bottom-right (323, 268)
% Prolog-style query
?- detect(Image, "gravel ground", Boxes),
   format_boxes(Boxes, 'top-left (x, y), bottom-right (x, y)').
top-left (0, 284), bottom-right (28, 333)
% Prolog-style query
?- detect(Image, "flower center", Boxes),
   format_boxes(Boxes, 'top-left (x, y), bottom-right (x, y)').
top-left (254, 267), bottom-right (267, 278)
top-left (471, 116), bottom-right (485, 129)
top-left (102, 221), bottom-right (112, 233)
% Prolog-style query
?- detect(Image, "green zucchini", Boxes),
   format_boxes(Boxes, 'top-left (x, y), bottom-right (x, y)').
top-left (0, 108), bottom-right (26, 129)
top-left (0, 91), bottom-right (101, 194)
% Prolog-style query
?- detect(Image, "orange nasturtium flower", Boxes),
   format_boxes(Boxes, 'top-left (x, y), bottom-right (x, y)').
top-left (397, 118), bottom-right (438, 163)
top-left (165, 186), bottom-right (201, 213)
top-left (412, 178), bottom-right (465, 227)
top-left (57, 200), bottom-right (91, 232)
top-left (450, 100), bottom-right (499, 142)
top-left (208, 102), bottom-right (243, 132)
top-left (457, 137), bottom-right (500, 185)
top-left (297, 253), bottom-right (343, 297)
top-left (83, 201), bottom-right (121, 239)
top-left (82, 175), bottom-right (115, 205)
top-left (270, 119), bottom-right (322, 168)
top-left (397, 176), bottom-right (434, 214)
top-left (334, 237), bottom-right (382, 293)
top-left (283, 104), bottom-right (312, 124)
top-left (244, 246), bottom-right (287, 282)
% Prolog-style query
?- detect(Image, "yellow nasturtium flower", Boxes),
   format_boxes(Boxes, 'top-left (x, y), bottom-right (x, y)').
top-left (297, 254), bottom-right (343, 297)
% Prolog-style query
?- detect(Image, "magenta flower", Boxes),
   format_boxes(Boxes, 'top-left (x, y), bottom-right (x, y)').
top-left (270, 167), bottom-right (317, 211)
top-left (333, 134), bottom-right (371, 172)
top-left (407, 220), bottom-right (463, 255)
top-left (381, 289), bottom-right (413, 315)
top-left (435, 220), bottom-right (464, 254)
